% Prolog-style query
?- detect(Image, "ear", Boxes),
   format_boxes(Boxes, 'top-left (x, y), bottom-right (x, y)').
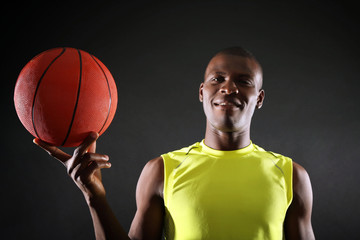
top-left (256, 89), bottom-right (265, 109)
top-left (199, 82), bottom-right (204, 102)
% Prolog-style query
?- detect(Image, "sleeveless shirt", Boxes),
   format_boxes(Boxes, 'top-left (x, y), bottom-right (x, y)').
top-left (161, 140), bottom-right (293, 240)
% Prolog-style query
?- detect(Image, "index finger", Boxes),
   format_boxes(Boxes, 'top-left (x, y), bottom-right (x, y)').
top-left (88, 140), bottom-right (96, 154)
top-left (33, 138), bottom-right (71, 163)
top-left (74, 132), bottom-right (99, 157)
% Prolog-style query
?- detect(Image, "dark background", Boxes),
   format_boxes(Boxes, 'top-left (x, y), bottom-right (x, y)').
top-left (2, 0), bottom-right (359, 239)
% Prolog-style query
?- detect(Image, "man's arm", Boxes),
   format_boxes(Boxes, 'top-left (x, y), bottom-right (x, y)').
top-left (284, 162), bottom-right (315, 240)
top-left (129, 157), bottom-right (165, 240)
top-left (34, 132), bottom-right (164, 240)
top-left (88, 157), bottom-right (165, 240)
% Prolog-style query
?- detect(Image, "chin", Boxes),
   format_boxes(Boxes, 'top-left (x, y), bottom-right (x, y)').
top-left (211, 120), bottom-right (246, 133)
top-left (218, 126), bottom-right (244, 133)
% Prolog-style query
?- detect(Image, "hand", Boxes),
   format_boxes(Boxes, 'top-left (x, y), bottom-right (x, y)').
top-left (33, 132), bottom-right (111, 202)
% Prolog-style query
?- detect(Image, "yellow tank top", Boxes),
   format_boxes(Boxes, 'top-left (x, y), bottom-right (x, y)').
top-left (162, 140), bottom-right (293, 240)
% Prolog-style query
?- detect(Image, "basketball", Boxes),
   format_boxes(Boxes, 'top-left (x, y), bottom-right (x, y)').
top-left (14, 47), bottom-right (118, 147)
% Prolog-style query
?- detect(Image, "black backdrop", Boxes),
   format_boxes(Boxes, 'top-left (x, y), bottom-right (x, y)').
top-left (2, 1), bottom-right (359, 239)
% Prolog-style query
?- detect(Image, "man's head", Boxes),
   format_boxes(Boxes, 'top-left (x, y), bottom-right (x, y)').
top-left (199, 47), bottom-right (265, 133)
top-left (211, 47), bottom-right (263, 88)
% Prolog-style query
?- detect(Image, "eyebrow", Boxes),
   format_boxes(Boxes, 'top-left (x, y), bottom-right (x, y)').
top-left (212, 71), bottom-right (253, 78)
top-left (214, 71), bottom-right (226, 75)
top-left (238, 73), bottom-right (253, 78)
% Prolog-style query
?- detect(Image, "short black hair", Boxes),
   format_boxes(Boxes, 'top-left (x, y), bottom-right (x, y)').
top-left (215, 46), bottom-right (255, 59)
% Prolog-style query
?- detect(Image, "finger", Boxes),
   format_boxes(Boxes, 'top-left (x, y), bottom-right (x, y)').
top-left (88, 140), bottom-right (96, 153)
top-left (82, 153), bottom-right (109, 166)
top-left (33, 138), bottom-right (71, 163)
top-left (68, 152), bottom-right (109, 176)
top-left (71, 132), bottom-right (99, 172)
top-left (87, 136), bottom-right (99, 178)
top-left (74, 132), bottom-right (99, 157)
top-left (74, 160), bottom-right (111, 182)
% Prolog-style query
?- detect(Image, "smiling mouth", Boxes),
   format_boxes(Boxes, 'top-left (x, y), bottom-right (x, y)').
top-left (213, 101), bottom-right (242, 109)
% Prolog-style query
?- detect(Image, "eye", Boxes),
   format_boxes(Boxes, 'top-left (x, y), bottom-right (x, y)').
top-left (238, 78), bottom-right (253, 86)
top-left (211, 76), bottom-right (224, 83)
top-left (239, 79), bottom-right (250, 84)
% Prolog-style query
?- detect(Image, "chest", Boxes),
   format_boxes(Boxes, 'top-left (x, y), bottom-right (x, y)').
top-left (165, 157), bottom-right (288, 239)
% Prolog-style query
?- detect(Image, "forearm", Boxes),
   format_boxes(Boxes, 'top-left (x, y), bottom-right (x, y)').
top-left (88, 196), bottom-right (130, 240)
top-left (34, 135), bottom-right (128, 239)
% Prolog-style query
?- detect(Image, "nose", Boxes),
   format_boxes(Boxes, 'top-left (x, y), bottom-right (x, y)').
top-left (220, 80), bottom-right (239, 95)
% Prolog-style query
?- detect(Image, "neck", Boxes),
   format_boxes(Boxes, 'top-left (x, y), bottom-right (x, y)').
top-left (204, 122), bottom-right (251, 151)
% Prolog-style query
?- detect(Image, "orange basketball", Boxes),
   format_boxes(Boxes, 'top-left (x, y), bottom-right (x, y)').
top-left (14, 47), bottom-right (118, 147)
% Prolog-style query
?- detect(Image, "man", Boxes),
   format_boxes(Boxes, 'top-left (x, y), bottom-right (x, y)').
top-left (34, 47), bottom-right (315, 239)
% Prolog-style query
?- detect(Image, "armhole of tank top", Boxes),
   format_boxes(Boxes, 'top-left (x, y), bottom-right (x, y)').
top-left (267, 151), bottom-right (294, 208)
top-left (161, 154), bottom-right (169, 207)
top-left (288, 158), bottom-right (294, 208)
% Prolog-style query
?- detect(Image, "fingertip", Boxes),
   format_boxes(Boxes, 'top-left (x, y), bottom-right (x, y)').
top-left (90, 131), bottom-right (99, 139)
top-left (100, 161), bottom-right (111, 168)
top-left (78, 132), bottom-right (99, 153)
top-left (33, 138), bottom-right (46, 147)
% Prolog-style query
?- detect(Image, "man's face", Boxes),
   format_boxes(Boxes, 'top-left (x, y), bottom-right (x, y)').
top-left (199, 54), bottom-right (264, 133)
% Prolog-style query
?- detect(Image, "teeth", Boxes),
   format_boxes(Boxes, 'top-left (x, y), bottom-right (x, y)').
top-left (220, 102), bottom-right (233, 106)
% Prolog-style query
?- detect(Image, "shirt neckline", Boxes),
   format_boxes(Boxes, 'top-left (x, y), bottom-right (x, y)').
top-left (199, 140), bottom-right (255, 157)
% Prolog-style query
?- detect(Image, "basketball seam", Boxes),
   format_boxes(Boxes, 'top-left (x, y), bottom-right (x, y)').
top-left (89, 54), bottom-right (112, 135)
top-left (61, 48), bottom-right (82, 146)
top-left (32, 47), bottom-right (66, 140)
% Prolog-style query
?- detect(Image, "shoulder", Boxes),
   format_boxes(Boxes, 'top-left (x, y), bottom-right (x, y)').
top-left (143, 156), bottom-right (164, 175)
top-left (290, 161), bottom-right (313, 217)
top-left (162, 142), bottom-right (202, 169)
top-left (284, 161), bottom-right (315, 239)
top-left (253, 144), bottom-right (293, 171)
top-left (137, 157), bottom-right (164, 199)
top-left (163, 142), bottom-right (202, 159)
top-left (130, 157), bottom-right (165, 239)
top-left (253, 144), bottom-right (291, 160)
top-left (292, 162), bottom-right (313, 196)
top-left (292, 162), bottom-right (309, 178)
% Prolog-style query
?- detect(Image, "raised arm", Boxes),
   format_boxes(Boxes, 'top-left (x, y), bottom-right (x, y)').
top-left (34, 132), bottom-right (165, 240)
top-left (284, 162), bottom-right (315, 240)
top-left (34, 132), bottom-right (129, 240)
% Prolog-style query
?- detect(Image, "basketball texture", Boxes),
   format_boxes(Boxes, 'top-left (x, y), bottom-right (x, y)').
top-left (14, 47), bottom-right (118, 147)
